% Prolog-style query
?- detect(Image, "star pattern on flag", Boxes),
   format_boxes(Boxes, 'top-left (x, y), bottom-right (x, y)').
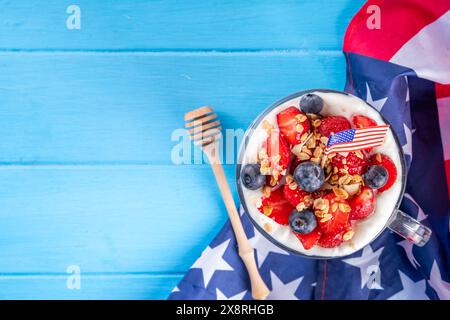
top-left (403, 193), bottom-right (428, 221)
top-left (388, 271), bottom-right (429, 300)
top-left (266, 271), bottom-right (303, 300)
top-left (172, 286), bottom-right (180, 293)
top-left (191, 239), bottom-right (233, 287)
top-left (343, 245), bottom-right (384, 290)
top-left (216, 288), bottom-right (247, 300)
top-left (398, 240), bottom-right (421, 269)
top-left (365, 83), bottom-right (388, 112)
top-left (249, 230), bottom-right (289, 268)
top-left (402, 123), bottom-right (413, 158)
top-left (428, 261), bottom-right (450, 300)
top-left (405, 76), bottom-right (410, 103)
top-left (397, 193), bottom-right (428, 269)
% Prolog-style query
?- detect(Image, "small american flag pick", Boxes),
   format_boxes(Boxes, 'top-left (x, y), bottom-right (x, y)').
top-left (324, 125), bottom-right (390, 156)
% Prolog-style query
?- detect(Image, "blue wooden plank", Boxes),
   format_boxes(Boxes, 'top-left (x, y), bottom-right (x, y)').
top-left (0, 0), bottom-right (365, 50)
top-left (0, 52), bottom-right (346, 163)
top-left (0, 274), bottom-right (181, 299)
top-left (0, 165), bottom-right (237, 273)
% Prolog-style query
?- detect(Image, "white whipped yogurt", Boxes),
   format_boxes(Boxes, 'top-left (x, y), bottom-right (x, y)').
top-left (241, 91), bottom-right (404, 258)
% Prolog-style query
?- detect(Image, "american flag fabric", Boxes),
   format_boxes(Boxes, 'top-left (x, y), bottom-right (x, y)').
top-left (169, 0), bottom-right (450, 300)
top-left (324, 126), bottom-right (390, 155)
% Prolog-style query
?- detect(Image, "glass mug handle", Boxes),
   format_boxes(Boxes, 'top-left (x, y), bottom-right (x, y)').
top-left (387, 210), bottom-right (432, 247)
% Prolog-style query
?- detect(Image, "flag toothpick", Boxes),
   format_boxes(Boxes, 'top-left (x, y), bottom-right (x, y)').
top-left (324, 125), bottom-right (390, 156)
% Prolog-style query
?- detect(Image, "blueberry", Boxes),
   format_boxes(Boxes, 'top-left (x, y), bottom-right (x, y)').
top-left (289, 209), bottom-right (317, 234)
top-left (299, 93), bottom-right (324, 114)
top-left (363, 165), bottom-right (388, 189)
top-left (241, 164), bottom-right (266, 190)
top-left (293, 161), bottom-right (325, 192)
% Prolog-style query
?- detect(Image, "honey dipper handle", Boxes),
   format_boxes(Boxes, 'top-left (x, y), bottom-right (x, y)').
top-left (208, 153), bottom-right (269, 300)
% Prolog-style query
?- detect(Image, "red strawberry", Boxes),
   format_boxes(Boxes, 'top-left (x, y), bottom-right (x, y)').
top-left (258, 188), bottom-right (294, 225)
top-left (318, 223), bottom-right (352, 248)
top-left (331, 151), bottom-right (368, 175)
top-left (349, 186), bottom-right (376, 220)
top-left (295, 226), bottom-right (321, 250)
top-left (276, 106), bottom-right (310, 145)
top-left (352, 115), bottom-right (377, 152)
top-left (352, 114), bottom-right (377, 128)
top-left (369, 153), bottom-right (397, 192)
top-left (311, 189), bottom-right (327, 200)
top-left (318, 230), bottom-right (344, 248)
top-left (316, 192), bottom-right (350, 236)
top-left (266, 130), bottom-right (291, 185)
top-left (318, 116), bottom-right (351, 137)
top-left (283, 183), bottom-right (312, 207)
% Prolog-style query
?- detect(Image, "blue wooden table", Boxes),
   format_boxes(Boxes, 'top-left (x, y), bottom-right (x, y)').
top-left (0, 0), bottom-right (366, 299)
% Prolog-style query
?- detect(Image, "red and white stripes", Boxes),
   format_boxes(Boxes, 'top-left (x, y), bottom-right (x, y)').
top-left (324, 125), bottom-right (390, 155)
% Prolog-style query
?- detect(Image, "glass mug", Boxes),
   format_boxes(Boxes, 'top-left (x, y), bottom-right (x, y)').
top-left (236, 89), bottom-right (432, 258)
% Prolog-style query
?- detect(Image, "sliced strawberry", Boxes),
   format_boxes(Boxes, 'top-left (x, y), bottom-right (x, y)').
top-left (316, 192), bottom-right (350, 236)
top-left (319, 222), bottom-right (354, 248)
top-left (349, 186), bottom-right (376, 220)
top-left (352, 115), bottom-right (377, 152)
top-left (318, 116), bottom-right (351, 137)
top-left (369, 153), bottom-right (397, 192)
top-left (295, 226), bottom-right (321, 250)
top-left (258, 188), bottom-right (294, 225)
top-left (276, 106), bottom-right (310, 145)
top-left (266, 130), bottom-right (291, 185)
top-left (352, 114), bottom-right (377, 128)
top-left (283, 183), bottom-right (312, 208)
top-left (331, 151), bottom-right (368, 175)
top-left (318, 230), bottom-right (344, 248)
